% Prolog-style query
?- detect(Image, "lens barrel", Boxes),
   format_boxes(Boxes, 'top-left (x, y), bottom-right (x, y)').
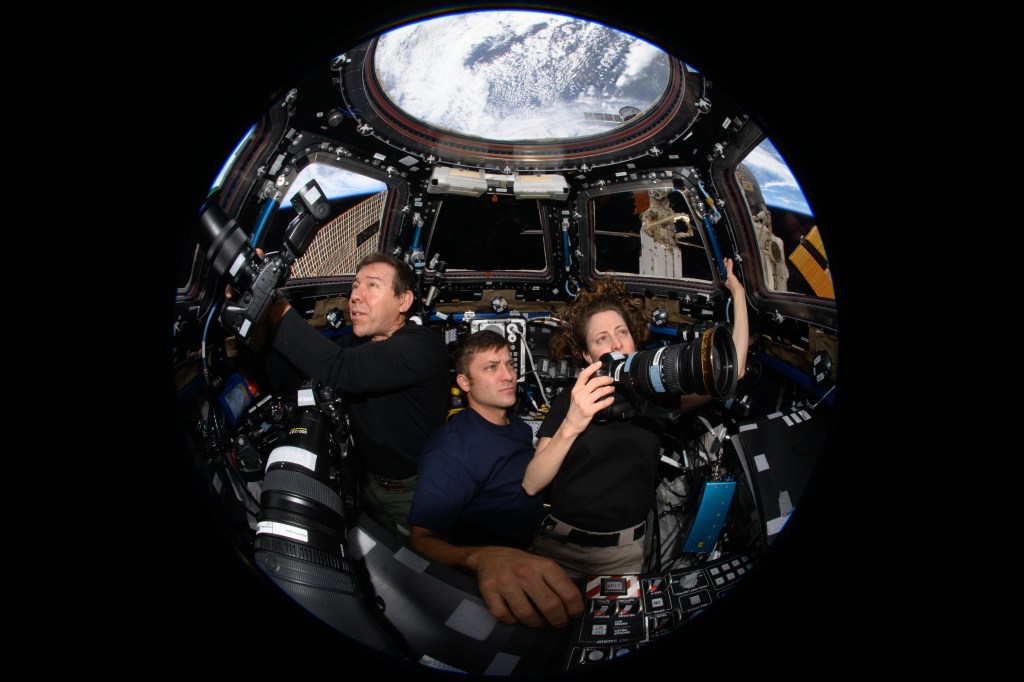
top-left (669, 323), bottom-right (737, 399)
top-left (256, 410), bottom-right (347, 561)
top-left (250, 405), bottom-right (409, 657)
top-left (197, 200), bottom-right (258, 286)
top-left (604, 324), bottom-right (738, 407)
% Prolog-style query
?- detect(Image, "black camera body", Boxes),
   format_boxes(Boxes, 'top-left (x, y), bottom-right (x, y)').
top-left (220, 251), bottom-right (288, 340)
top-left (593, 324), bottom-right (738, 422)
top-left (197, 179), bottom-right (332, 341)
top-left (593, 352), bottom-right (644, 421)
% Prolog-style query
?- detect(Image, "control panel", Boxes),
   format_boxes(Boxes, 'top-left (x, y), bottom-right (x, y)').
top-left (355, 510), bottom-right (761, 676)
top-left (469, 317), bottom-right (527, 381)
top-left (563, 551), bottom-right (760, 671)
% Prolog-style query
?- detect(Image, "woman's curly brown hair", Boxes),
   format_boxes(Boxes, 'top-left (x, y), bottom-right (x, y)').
top-left (549, 277), bottom-right (650, 365)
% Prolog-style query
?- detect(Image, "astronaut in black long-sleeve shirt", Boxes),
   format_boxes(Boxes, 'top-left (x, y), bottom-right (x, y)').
top-left (259, 253), bottom-right (450, 537)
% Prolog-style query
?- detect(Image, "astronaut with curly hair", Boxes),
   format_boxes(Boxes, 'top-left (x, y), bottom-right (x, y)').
top-left (523, 260), bottom-right (748, 578)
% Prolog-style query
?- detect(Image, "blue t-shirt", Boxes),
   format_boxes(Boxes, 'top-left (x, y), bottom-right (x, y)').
top-left (408, 407), bottom-right (544, 549)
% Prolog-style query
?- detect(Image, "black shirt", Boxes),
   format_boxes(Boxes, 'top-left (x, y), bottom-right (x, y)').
top-left (537, 388), bottom-right (665, 532)
top-left (269, 309), bottom-right (450, 479)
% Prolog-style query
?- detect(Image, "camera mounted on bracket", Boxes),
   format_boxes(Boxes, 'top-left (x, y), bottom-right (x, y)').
top-left (197, 179), bottom-right (332, 341)
top-left (252, 378), bottom-right (410, 657)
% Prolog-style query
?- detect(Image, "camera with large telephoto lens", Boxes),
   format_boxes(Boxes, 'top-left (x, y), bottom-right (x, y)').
top-left (254, 380), bottom-right (410, 657)
top-left (593, 323), bottom-right (738, 421)
top-left (196, 179), bottom-right (331, 341)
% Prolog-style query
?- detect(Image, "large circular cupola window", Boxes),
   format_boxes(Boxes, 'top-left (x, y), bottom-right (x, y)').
top-left (373, 11), bottom-right (671, 142)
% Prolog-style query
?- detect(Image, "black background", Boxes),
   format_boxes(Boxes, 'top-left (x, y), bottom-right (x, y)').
top-left (12, 2), bottom-right (1014, 678)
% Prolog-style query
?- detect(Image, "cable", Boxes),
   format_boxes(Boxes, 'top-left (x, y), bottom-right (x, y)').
top-left (201, 297), bottom-right (223, 372)
top-left (646, 503), bottom-right (661, 573)
top-left (519, 384), bottom-right (541, 413)
top-left (658, 475), bottom-right (690, 501)
top-left (522, 342), bottom-right (550, 408)
top-left (809, 383), bottom-right (837, 410)
top-left (249, 194), bottom-right (281, 246)
top-left (695, 415), bottom-right (724, 462)
top-left (526, 315), bottom-right (563, 327)
top-left (221, 451), bottom-right (262, 513)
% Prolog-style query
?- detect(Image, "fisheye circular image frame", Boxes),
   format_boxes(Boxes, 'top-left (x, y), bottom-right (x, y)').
top-left (168, 3), bottom-right (840, 678)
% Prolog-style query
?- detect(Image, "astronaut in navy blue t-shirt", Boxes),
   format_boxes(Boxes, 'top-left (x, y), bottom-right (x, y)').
top-left (408, 329), bottom-right (583, 629)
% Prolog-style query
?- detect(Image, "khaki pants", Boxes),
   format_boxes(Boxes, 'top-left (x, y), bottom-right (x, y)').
top-left (359, 468), bottom-right (417, 538)
top-left (529, 517), bottom-right (646, 578)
